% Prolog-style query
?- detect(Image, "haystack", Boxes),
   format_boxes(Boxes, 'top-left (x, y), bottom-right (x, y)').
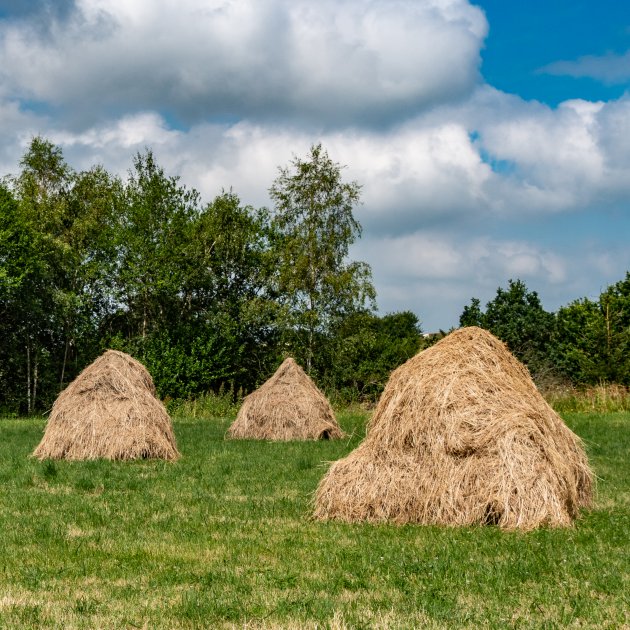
top-left (32, 350), bottom-right (179, 461)
top-left (227, 357), bottom-right (344, 441)
top-left (314, 327), bottom-right (593, 530)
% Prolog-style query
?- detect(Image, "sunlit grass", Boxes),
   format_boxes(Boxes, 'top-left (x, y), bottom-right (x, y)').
top-left (0, 410), bottom-right (628, 628)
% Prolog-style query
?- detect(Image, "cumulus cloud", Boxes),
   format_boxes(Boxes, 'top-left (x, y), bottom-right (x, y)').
top-left (1, 1), bottom-right (629, 329)
top-left (0, 98), bottom-right (49, 175)
top-left (355, 231), bottom-right (567, 287)
top-left (63, 91), bottom-right (628, 231)
top-left (0, 0), bottom-right (486, 128)
top-left (52, 111), bottom-right (182, 150)
top-left (351, 230), bottom-right (627, 330)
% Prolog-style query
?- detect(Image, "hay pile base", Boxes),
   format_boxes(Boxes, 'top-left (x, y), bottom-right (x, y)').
top-left (32, 350), bottom-right (179, 461)
top-left (227, 357), bottom-right (344, 441)
top-left (314, 327), bottom-right (593, 530)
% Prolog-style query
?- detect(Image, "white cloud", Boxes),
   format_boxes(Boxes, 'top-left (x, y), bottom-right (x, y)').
top-left (0, 0), bottom-right (487, 128)
top-left (89, 92), bottom-right (630, 229)
top-left (52, 112), bottom-right (182, 150)
top-left (0, 99), bottom-right (48, 175)
top-left (353, 231), bottom-right (589, 329)
top-left (1, 1), bottom-right (629, 330)
top-left (356, 232), bottom-right (567, 286)
top-left (479, 98), bottom-right (605, 195)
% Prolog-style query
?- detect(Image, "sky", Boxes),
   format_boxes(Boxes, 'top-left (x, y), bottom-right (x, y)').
top-left (1, 0), bottom-right (629, 331)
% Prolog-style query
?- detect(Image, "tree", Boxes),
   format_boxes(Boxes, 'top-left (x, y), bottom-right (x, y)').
top-left (269, 144), bottom-right (375, 373)
top-left (5, 137), bottom-right (76, 412)
top-left (110, 149), bottom-right (200, 340)
top-left (599, 273), bottom-right (630, 383)
top-left (321, 310), bottom-right (423, 401)
top-left (459, 297), bottom-right (483, 328)
top-left (0, 183), bottom-right (38, 411)
top-left (135, 191), bottom-right (281, 399)
top-left (553, 298), bottom-right (607, 384)
top-left (459, 279), bottom-right (556, 382)
top-left (1, 138), bottom-right (121, 412)
top-left (189, 191), bottom-right (280, 389)
top-left (552, 273), bottom-right (630, 385)
top-left (56, 165), bottom-right (121, 388)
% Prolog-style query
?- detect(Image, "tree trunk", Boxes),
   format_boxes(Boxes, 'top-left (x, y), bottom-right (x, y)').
top-left (33, 357), bottom-right (38, 411)
top-left (26, 342), bottom-right (31, 414)
top-left (60, 335), bottom-right (70, 392)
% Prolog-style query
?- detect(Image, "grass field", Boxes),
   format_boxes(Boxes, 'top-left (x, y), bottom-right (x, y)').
top-left (0, 410), bottom-right (628, 629)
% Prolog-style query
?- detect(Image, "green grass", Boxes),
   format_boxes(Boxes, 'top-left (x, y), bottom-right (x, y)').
top-left (0, 410), bottom-right (628, 629)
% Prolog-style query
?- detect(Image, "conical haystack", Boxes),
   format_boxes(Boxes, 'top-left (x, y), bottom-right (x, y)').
top-left (314, 327), bottom-right (593, 530)
top-left (32, 350), bottom-right (179, 461)
top-left (227, 357), bottom-right (344, 441)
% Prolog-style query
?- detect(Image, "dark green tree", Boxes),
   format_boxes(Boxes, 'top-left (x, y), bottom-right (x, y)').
top-left (5, 137), bottom-right (77, 411)
top-left (110, 149), bottom-right (200, 341)
top-left (320, 310), bottom-right (423, 401)
top-left (459, 279), bottom-right (556, 382)
top-left (2, 138), bottom-right (121, 411)
top-left (459, 297), bottom-right (483, 328)
top-left (269, 143), bottom-right (375, 373)
top-left (56, 165), bottom-right (121, 388)
top-left (137, 191), bottom-right (281, 398)
top-left (599, 273), bottom-right (630, 383)
top-left (191, 191), bottom-right (280, 388)
top-left (553, 297), bottom-right (607, 384)
top-left (552, 273), bottom-right (630, 385)
top-left (0, 183), bottom-right (43, 412)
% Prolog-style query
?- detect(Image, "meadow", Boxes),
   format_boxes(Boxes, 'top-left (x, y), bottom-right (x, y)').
top-left (0, 409), bottom-right (628, 629)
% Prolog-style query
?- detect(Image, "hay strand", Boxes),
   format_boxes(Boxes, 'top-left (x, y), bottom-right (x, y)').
top-left (32, 350), bottom-right (180, 461)
top-left (314, 327), bottom-right (593, 530)
top-left (227, 357), bottom-right (343, 441)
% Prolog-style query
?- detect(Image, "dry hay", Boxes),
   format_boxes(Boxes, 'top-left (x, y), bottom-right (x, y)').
top-left (314, 327), bottom-right (593, 530)
top-left (32, 350), bottom-right (180, 461)
top-left (227, 357), bottom-right (344, 441)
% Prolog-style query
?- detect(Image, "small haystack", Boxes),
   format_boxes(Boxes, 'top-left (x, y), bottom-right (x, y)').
top-left (227, 357), bottom-right (344, 441)
top-left (314, 327), bottom-right (593, 530)
top-left (32, 350), bottom-right (179, 461)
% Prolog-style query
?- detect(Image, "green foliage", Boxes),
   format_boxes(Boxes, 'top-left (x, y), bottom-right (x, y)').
top-left (600, 272), bottom-right (630, 383)
top-left (270, 143), bottom-right (376, 373)
top-left (554, 297), bottom-right (608, 384)
top-left (462, 275), bottom-right (630, 387)
top-left (169, 385), bottom-right (243, 419)
top-left (189, 191), bottom-right (281, 391)
top-left (460, 279), bottom-right (556, 382)
top-left (104, 168), bottom-right (280, 400)
top-left (0, 138), bottom-right (120, 413)
top-left (3, 135), bottom-right (630, 411)
top-left (553, 273), bottom-right (630, 386)
top-left (319, 310), bottom-right (423, 401)
top-left (111, 149), bottom-right (200, 339)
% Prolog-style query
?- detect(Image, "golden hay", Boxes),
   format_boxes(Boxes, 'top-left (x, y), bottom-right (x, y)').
top-left (314, 327), bottom-right (593, 530)
top-left (227, 357), bottom-right (344, 441)
top-left (32, 350), bottom-right (179, 461)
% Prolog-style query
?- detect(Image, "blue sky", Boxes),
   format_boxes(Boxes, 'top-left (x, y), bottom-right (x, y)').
top-left (480, 0), bottom-right (630, 105)
top-left (0, 0), bottom-right (629, 331)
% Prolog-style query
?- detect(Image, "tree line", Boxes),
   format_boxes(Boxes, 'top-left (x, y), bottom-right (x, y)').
top-left (1, 137), bottom-right (628, 414)
top-left (0, 138), bottom-right (421, 413)
top-left (460, 276), bottom-right (630, 389)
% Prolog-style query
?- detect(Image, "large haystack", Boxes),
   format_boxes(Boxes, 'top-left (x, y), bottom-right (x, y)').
top-left (314, 327), bottom-right (593, 530)
top-left (32, 350), bottom-right (179, 461)
top-left (227, 357), bottom-right (344, 441)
